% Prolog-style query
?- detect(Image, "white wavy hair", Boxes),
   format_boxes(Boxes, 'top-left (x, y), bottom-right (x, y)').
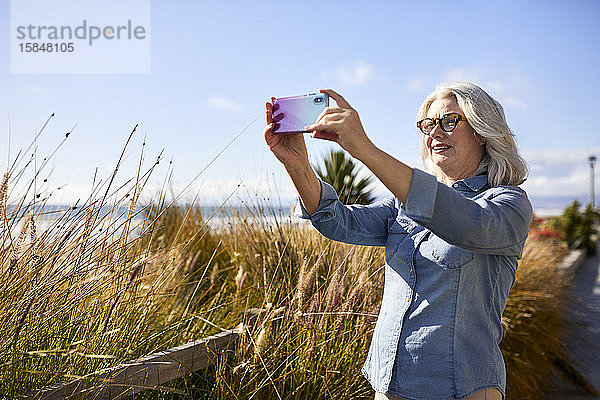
top-left (416, 81), bottom-right (528, 187)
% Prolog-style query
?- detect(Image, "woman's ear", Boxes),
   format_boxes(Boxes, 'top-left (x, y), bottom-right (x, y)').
top-left (474, 132), bottom-right (486, 146)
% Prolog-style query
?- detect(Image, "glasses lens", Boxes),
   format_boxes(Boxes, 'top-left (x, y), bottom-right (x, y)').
top-left (441, 115), bottom-right (458, 132)
top-left (420, 119), bottom-right (434, 133)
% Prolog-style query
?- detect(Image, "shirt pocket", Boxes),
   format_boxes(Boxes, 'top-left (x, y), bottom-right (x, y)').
top-left (429, 235), bottom-right (474, 270)
top-left (385, 216), bottom-right (417, 263)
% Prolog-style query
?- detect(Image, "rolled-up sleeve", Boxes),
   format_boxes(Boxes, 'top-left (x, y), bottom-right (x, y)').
top-left (405, 168), bottom-right (533, 256)
top-left (294, 178), bottom-right (396, 247)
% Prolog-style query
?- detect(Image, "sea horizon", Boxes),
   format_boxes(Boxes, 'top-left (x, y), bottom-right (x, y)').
top-left (5, 193), bottom-right (595, 222)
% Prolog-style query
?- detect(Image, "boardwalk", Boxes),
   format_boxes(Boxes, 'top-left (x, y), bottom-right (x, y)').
top-left (546, 243), bottom-right (600, 399)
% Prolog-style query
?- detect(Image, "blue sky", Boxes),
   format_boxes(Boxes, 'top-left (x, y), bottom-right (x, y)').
top-left (1, 0), bottom-right (600, 214)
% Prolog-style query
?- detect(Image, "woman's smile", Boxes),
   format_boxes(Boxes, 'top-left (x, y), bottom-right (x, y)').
top-left (431, 142), bottom-right (453, 155)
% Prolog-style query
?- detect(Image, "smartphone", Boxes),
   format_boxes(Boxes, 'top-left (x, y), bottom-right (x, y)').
top-left (272, 92), bottom-right (329, 134)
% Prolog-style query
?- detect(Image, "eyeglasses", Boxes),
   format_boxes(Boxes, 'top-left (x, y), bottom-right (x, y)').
top-left (416, 113), bottom-right (467, 135)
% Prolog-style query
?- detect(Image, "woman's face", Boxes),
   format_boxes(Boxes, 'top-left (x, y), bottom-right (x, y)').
top-left (425, 97), bottom-right (485, 183)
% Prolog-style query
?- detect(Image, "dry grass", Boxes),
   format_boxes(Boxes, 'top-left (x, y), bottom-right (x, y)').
top-left (0, 127), bottom-right (237, 396)
top-left (0, 126), bottom-right (592, 398)
top-left (2, 189), bottom-right (591, 399)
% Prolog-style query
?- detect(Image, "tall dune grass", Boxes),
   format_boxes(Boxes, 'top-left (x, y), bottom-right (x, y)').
top-left (0, 123), bottom-right (595, 398)
top-left (2, 189), bottom-right (593, 398)
top-left (0, 125), bottom-right (235, 396)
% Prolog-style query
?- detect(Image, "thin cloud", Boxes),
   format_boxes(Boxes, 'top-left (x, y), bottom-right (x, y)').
top-left (444, 68), bottom-right (474, 82)
top-left (485, 80), bottom-right (505, 93)
top-left (207, 96), bottom-right (243, 112)
top-left (521, 147), bottom-right (600, 197)
top-left (325, 60), bottom-right (374, 87)
top-left (405, 77), bottom-right (423, 92)
top-left (522, 148), bottom-right (600, 165)
top-left (501, 95), bottom-right (527, 110)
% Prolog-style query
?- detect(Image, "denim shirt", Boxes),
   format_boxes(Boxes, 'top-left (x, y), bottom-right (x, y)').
top-left (295, 168), bottom-right (533, 400)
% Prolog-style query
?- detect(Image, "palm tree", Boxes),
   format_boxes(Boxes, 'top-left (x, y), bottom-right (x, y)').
top-left (312, 149), bottom-right (376, 205)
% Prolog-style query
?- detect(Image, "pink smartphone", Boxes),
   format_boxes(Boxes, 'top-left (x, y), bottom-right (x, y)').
top-left (272, 92), bottom-right (329, 134)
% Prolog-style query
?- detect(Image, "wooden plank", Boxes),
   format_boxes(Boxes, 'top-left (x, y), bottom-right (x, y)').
top-left (25, 329), bottom-right (240, 400)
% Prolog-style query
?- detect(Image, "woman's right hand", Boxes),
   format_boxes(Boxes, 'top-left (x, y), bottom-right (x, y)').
top-left (263, 100), bottom-right (310, 169)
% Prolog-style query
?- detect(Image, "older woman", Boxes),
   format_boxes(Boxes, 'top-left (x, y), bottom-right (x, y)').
top-left (263, 82), bottom-right (532, 400)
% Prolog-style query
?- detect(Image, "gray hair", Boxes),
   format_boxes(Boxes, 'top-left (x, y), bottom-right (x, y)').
top-left (416, 81), bottom-right (528, 187)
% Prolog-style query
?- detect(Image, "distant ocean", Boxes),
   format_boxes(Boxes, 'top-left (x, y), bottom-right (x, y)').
top-left (6, 194), bottom-right (594, 233)
top-left (3, 203), bottom-right (306, 235)
top-left (197, 195), bottom-right (595, 220)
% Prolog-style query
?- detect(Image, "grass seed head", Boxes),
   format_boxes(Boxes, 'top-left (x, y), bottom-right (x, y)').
top-left (253, 325), bottom-right (269, 362)
top-left (210, 262), bottom-right (219, 286)
top-left (235, 265), bottom-right (247, 291)
top-left (10, 211), bottom-right (33, 268)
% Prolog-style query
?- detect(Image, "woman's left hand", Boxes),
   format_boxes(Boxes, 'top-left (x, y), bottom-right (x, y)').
top-left (304, 89), bottom-right (374, 160)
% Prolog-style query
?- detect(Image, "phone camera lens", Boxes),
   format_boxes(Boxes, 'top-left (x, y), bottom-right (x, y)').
top-left (314, 97), bottom-right (323, 104)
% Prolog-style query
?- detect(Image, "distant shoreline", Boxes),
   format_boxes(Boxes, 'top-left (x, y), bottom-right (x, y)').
top-left (5, 193), bottom-right (593, 222)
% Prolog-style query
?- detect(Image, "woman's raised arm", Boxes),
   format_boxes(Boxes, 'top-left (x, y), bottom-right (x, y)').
top-left (304, 89), bottom-right (414, 205)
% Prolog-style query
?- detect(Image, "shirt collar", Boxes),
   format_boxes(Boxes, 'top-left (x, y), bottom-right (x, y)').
top-left (453, 174), bottom-right (489, 192)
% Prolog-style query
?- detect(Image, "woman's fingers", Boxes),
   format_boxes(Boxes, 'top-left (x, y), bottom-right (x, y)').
top-left (264, 122), bottom-right (274, 134)
top-left (319, 88), bottom-right (352, 109)
top-left (315, 106), bottom-right (345, 123)
top-left (312, 130), bottom-right (339, 142)
top-left (264, 99), bottom-right (275, 137)
top-left (313, 113), bottom-right (344, 127)
top-left (305, 119), bottom-right (340, 133)
top-left (264, 123), bottom-right (275, 143)
top-left (265, 101), bottom-right (273, 124)
top-left (322, 112), bottom-right (344, 122)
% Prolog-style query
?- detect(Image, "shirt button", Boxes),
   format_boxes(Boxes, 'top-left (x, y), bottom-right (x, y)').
top-left (453, 183), bottom-right (459, 188)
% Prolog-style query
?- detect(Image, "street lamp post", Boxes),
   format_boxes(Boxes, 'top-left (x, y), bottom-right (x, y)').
top-left (590, 155), bottom-right (597, 208)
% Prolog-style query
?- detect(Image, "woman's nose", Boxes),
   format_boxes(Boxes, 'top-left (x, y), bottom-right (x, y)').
top-left (429, 124), bottom-right (446, 140)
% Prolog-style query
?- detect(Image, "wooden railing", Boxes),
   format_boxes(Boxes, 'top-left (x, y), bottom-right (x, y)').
top-left (23, 329), bottom-right (238, 400)
top-left (23, 310), bottom-right (267, 400)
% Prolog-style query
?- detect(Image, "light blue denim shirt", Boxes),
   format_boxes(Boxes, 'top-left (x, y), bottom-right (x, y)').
top-left (295, 168), bottom-right (533, 400)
